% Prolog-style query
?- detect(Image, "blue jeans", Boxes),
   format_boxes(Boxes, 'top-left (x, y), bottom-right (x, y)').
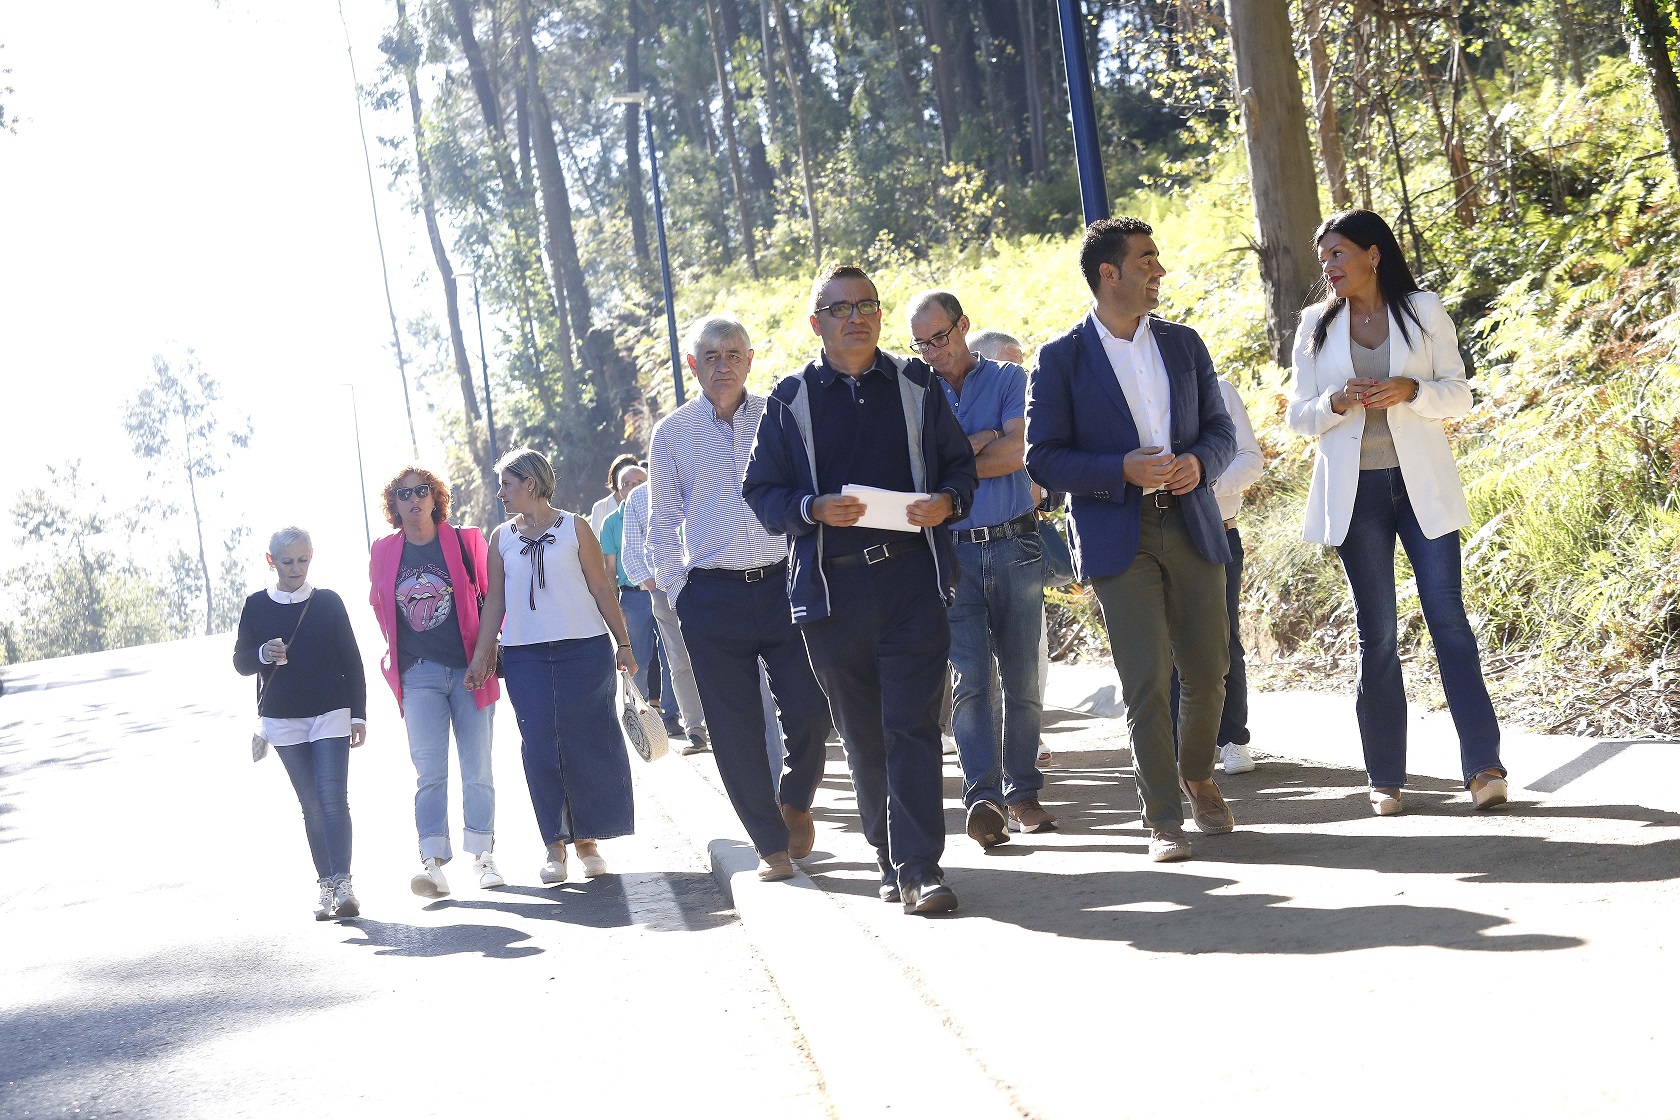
top-left (502, 634), bottom-right (636, 843)
top-left (275, 737), bottom-right (352, 880)
top-left (619, 587), bottom-right (673, 709)
top-left (949, 532), bottom-right (1046, 808)
top-left (400, 660), bottom-right (495, 862)
top-left (1336, 468), bottom-right (1503, 788)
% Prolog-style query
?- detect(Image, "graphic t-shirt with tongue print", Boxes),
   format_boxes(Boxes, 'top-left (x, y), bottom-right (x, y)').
top-left (395, 533), bottom-right (468, 670)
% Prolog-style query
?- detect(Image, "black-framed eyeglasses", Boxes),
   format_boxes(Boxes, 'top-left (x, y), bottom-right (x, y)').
top-left (394, 484), bottom-right (433, 501)
top-left (909, 324), bottom-right (961, 355)
top-left (815, 299), bottom-right (882, 319)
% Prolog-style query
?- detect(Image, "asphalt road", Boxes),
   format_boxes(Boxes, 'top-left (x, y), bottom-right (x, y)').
top-left (0, 635), bottom-right (831, 1120)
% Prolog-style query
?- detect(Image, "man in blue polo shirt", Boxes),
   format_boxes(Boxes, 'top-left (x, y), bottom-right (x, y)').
top-left (908, 291), bottom-right (1054, 849)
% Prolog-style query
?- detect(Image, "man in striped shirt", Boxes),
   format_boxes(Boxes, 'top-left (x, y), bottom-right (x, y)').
top-left (647, 314), bottom-right (834, 884)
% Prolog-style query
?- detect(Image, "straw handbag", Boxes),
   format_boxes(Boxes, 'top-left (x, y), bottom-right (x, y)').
top-left (620, 670), bottom-right (669, 762)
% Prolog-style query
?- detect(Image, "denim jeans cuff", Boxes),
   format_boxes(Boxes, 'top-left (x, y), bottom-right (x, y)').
top-left (419, 835), bottom-right (453, 862)
top-left (463, 829), bottom-right (494, 857)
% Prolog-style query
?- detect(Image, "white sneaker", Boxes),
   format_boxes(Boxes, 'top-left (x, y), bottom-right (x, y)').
top-left (473, 852), bottom-right (505, 888)
top-left (540, 854), bottom-right (569, 885)
top-left (410, 858), bottom-right (450, 898)
top-left (314, 878), bottom-right (335, 921)
top-left (1219, 741), bottom-right (1256, 774)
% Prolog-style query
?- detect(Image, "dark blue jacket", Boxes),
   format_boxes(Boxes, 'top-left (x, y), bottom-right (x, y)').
top-left (743, 351), bottom-right (978, 624)
top-left (1025, 313), bottom-right (1236, 581)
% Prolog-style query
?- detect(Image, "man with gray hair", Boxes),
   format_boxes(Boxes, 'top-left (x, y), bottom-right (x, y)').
top-left (969, 329), bottom-right (1026, 367)
top-left (907, 290), bottom-right (1055, 846)
top-left (647, 314), bottom-right (834, 883)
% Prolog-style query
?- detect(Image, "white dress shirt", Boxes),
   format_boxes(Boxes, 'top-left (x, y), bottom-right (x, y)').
top-left (256, 583), bottom-right (361, 746)
top-left (1211, 378), bottom-right (1265, 522)
top-left (1091, 311), bottom-right (1172, 490)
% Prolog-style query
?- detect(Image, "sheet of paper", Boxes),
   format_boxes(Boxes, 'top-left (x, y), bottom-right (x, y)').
top-left (840, 484), bottom-right (930, 533)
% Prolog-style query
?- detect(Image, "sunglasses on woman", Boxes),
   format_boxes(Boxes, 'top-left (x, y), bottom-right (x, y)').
top-left (394, 484), bottom-right (433, 501)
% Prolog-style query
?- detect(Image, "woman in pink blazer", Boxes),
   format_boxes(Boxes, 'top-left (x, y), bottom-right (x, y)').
top-left (368, 466), bottom-right (503, 899)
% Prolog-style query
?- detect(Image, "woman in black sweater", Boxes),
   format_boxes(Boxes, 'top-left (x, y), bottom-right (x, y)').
top-left (234, 527), bottom-right (369, 920)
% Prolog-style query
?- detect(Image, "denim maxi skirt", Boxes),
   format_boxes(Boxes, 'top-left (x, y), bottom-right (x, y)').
top-left (501, 633), bottom-right (635, 843)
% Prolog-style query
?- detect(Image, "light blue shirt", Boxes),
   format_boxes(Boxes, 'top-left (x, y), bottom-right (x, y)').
top-left (937, 356), bottom-right (1034, 531)
top-left (647, 392), bottom-right (788, 604)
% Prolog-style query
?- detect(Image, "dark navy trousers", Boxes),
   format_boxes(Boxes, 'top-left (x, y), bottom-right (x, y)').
top-left (800, 548), bottom-right (950, 888)
top-left (676, 572), bottom-right (833, 857)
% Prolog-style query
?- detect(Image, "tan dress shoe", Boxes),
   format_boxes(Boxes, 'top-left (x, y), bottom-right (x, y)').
top-left (758, 852), bottom-right (795, 881)
top-left (1180, 779), bottom-right (1235, 834)
top-left (780, 804), bottom-right (816, 859)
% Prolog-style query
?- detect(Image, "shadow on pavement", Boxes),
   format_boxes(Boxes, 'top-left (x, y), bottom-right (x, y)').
top-left (808, 859), bottom-right (1584, 954)
top-left (341, 918), bottom-right (544, 959)
top-left (413, 872), bottom-right (734, 936)
top-left (800, 748), bottom-right (1678, 952)
top-left (0, 948), bottom-right (356, 1117)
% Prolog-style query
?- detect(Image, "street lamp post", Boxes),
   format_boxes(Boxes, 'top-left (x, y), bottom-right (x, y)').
top-left (457, 269), bottom-right (499, 465)
top-left (611, 91), bottom-right (686, 407)
top-left (341, 382), bottom-right (372, 552)
top-left (1055, 0), bottom-right (1110, 225)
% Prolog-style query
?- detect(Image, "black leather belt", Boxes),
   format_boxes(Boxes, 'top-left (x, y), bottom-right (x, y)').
top-left (826, 537), bottom-right (928, 569)
top-left (689, 562), bottom-right (787, 583)
top-left (1145, 490), bottom-right (1179, 509)
top-left (951, 510), bottom-right (1038, 545)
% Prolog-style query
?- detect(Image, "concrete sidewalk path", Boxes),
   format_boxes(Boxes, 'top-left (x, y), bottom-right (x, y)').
top-left (641, 662), bottom-right (1680, 1119)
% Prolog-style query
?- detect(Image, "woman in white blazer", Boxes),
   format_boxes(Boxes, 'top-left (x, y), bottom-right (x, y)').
top-left (1287, 209), bottom-right (1507, 816)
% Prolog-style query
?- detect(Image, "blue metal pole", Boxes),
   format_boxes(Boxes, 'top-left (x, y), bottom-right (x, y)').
top-left (1055, 0), bottom-right (1109, 224)
top-left (644, 111), bottom-right (686, 406)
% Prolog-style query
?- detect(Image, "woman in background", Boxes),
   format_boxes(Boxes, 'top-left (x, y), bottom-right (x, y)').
top-left (466, 448), bottom-right (638, 883)
top-left (235, 527), bottom-right (368, 919)
top-left (1287, 208), bottom-right (1506, 816)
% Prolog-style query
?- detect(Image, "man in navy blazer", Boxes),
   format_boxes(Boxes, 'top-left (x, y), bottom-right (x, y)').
top-left (1025, 217), bottom-right (1239, 862)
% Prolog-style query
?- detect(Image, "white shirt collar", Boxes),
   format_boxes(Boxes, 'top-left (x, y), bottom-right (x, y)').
top-left (268, 583), bottom-right (314, 605)
top-left (1090, 309), bottom-right (1152, 347)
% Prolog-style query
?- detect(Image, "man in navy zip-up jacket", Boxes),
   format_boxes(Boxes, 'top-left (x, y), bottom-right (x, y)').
top-left (744, 265), bottom-right (977, 915)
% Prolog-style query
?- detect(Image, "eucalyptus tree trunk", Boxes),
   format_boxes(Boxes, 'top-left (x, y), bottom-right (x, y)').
top-left (1626, 0), bottom-right (1680, 180)
top-left (521, 0), bottom-right (588, 402)
top-left (772, 1), bottom-right (823, 264)
top-left (1017, 0), bottom-right (1048, 178)
top-left (393, 0), bottom-right (482, 456)
top-left (918, 0), bottom-right (959, 162)
top-left (705, 0), bottom-right (760, 279)
top-left (447, 0), bottom-right (555, 385)
top-left (1304, 0), bottom-right (1352, 210)
top-left (1224, 0), bottom-right (1325, 364)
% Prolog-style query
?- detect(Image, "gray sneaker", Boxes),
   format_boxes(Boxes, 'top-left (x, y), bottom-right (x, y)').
top-left (681, 725), bottom-right (709, 756)
top-left (1149, 828), bottom-right (1194, 863)
top-left (330, 876), bottom-right (360, 919)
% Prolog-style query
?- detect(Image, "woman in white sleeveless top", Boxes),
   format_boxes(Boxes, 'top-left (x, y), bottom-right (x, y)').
top-left (465, 447), bottom-right (638, 882)
top-left (1288, 209), bottom-right (1506, 817)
